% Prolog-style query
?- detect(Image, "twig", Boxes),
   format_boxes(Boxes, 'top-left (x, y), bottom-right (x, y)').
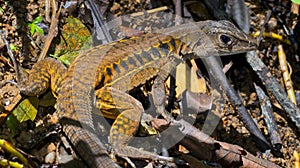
top-left (0, 159), bottom-right (24, 168)
top-left (262, 2), bottom-right (298, 50)
top-left (174, 0), bottom-right (183, 25)
top-left (0, 55), bottom-right (14, 69)
top-left (257, 10), bottom-right (271, 43)
top-left (294, 151), bottom-right (300, 168)
top-left (151, 118), bottom-right (281, 168)
top-left (0, 32), bottom-right (23, 125)
top-left (38, 2), bottom-right (62, 61)
top-left (278, 45), bottom-right (296, 104)
top-left (130, 6), bottom-right (168, 17)
top-left (251, 31), bottom-right (291, 45)
top-left (254, 83), bottom-right (282, 150)
top-left (202, 56), bottom-right (271, 151)
top-left (222, 61), bottom-right (233, 73)
top-left (246, 51), bottom-right (300, 128)
top-left (201, 0), bottom-right (231, 21)
top-left (1, 31), bottom-right (20, 81)
top-left (0, 139), bottom-right (33, 168)
top-left (45, 0), bottom-right (51, 22)
top-left (226, 0), bottom-right (250, 33)
top-left (86, 0), bottom-right (113, 44)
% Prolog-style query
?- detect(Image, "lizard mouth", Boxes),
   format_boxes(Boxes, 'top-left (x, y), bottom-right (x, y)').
top-left (217, 42), bottom-right (257, 56)
top-left (232, 38), bottom-right (258, 53)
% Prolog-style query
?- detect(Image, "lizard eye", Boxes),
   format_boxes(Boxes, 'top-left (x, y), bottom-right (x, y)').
top-left (220, 34), bottom-right (232, 45)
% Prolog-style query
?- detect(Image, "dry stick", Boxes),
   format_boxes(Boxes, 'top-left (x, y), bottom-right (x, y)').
top-left (0, 158), bottom-right (24, 167)
top-left (263, 2), bottom-right (298, 52)
top-left (278, 45), bottom-right (297, 104)
top-left (38, 2), bottom-right (62, 61)
top-left (222, 61), bottom-right (233, 73)
top-left (226, 0), bottom-right (250, 33)
top-left (190, 0), bottom-right (270, 150)
top-left (294, 151), bottom-right (300, 168)
top-left (257, 10), bottom-right (271, 43)
top-left (1, 31), bottom-right (20, 81)
top-left (0, 31), bottom-right (23, 126)
top-left (45, 0), bottom-right (51, 22)
top-left (0, 139), bottom-right (32, 168)
top-left (201, 0), bottom-right (231, 21)
top-left (50, 0), bottom-right (57, 17)
top-left (0, 55), bottom-right (14, 69)
top-left (227, 2), bottom-right (300, 128)
top-left (202, 56), bottom-right (271, 151)
top-left (246, 51), bottom-right (300, 128)
top-left (130, 6), bottom-right (168, 17)
top-left (253, 83), bottom-right (282, 150)
top-left (174, 0), bottom-right (183, 25)
top-left (151, 118), bottom-right (281, 168)
top-left (86, 0), bottom-right (113, 44)
top-left (252, 31), bottom-right (292, 45)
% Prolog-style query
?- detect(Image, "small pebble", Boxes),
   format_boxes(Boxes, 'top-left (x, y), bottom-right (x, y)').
top-left (45, 151), bottom-right (56, 164)
top-left (47, 143), bottom-right (56, 153)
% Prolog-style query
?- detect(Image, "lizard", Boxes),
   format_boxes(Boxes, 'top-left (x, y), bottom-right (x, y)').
top-left (12, 20), bottom-right (257, 167)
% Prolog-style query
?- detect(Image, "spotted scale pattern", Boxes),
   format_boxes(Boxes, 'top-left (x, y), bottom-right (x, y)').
top-left (16, 20), bottom-right (257, 167)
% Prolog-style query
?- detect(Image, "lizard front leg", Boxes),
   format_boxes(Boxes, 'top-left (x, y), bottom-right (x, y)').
top-left (151, 58), bottom-right (179, 122)
top-left (96, 87), bottom-right (174, 163)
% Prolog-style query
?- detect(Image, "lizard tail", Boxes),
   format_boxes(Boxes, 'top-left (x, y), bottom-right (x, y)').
top-left (63, 125), bottom-right (121, 168)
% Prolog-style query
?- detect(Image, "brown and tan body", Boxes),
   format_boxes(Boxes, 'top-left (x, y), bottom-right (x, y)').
top-left (17, 20), bottom-right (256, 167)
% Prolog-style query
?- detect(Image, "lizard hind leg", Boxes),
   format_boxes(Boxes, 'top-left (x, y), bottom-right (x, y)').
top-left (105, 87), bottom-right (174, 163)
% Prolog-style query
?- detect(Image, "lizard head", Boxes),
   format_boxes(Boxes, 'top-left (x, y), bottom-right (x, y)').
top-left (193, 20), bottom-right (257, 57)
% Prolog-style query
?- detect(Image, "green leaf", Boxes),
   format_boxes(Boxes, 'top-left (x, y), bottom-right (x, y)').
top-left (0, 7), bottom-right (4, 13)
top-left (9, 44), bottom-right (18, 51)
top-left (57, 51), bottom-right (80, 66)
top-left (29, 24), bottom-right (36, 36)
top-left (53, 17), bottom-right (92, 66)
top-left (6, 114), bottom-right (20, 136)
top-left (35, 26), bottom-right (44, 35)
top-left (33, 16), bottom-right (43, 24)
top-left (12, 97), bottom-right (38, 123)
top-left (28, 16), bottom-right (44, 36)
top-left (292, 0), bottom-right (300, 4)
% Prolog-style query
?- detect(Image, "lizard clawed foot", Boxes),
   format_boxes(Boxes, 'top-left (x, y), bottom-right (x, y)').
top-left (148, 93), bottom-right (175, 124)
